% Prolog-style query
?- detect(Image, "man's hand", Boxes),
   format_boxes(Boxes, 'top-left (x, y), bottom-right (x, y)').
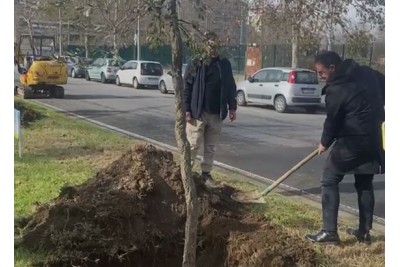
top-left (318, 143), bottom-right (327, 155)
top-left (185, 112), bottom-right (192, 122)
top-left (229, 110), bottom-right (236, 122)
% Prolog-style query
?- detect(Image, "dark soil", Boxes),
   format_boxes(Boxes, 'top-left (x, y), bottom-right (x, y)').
top-left (14, 103), bottom-right (42, 126)
top-left (16, 144), bottom-right (317, 267)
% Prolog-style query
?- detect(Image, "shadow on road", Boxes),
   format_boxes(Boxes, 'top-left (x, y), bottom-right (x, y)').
top-left (64, 95), bottom-right (156, 100)
top-left (246, 104), bottom-right (326, 115)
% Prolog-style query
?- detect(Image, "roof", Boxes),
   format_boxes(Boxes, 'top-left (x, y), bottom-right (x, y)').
top-left (259, 67), bottom-right (315, 72)
top-left (126, 60), bottom-right (162, 64)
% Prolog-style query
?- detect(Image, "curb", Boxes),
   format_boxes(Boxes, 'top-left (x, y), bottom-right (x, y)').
top-left (32, 100), bottom-right (385, 227)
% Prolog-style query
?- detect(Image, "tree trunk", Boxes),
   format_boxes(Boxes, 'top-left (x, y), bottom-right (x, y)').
top-left (113, 1), bottom-right (119, 57)
top-left (327, 30), bottom-right (332, 50)
top-left (84, 31), bottom-right (89, 58)
top-left (291, 24), bottom-right (299, 68)
top-left (168, 1), bottom-right (198, 266)
top-left (113, 29), bottom-right (118, 56)
top-left (326, 1), bottom-right (334, 51)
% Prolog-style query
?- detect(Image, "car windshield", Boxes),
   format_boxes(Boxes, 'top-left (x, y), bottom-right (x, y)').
top-left (295, 71), bottom-right (319, 84)
top-left (108, 59), bottom-right (125, 67)
top-left (141, 62), bottom-right (163, 76)
top-left (70, 57), bottom-right (80, 64)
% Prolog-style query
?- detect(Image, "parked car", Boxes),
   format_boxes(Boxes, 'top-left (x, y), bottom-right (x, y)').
top-left (158, 64), bottom-right (188, 94)
top-left (116, 60), bottom-right (163, 89)
top-left (66, 56), bottom-right (91, 78)
top-left (85, 58), bottom-right (126, 83)
top-left (236, 67), bottom-right (322, 113)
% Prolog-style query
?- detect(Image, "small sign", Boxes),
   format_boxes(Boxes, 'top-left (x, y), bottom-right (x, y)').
top-left (14, 109), bottom-right (22, 158)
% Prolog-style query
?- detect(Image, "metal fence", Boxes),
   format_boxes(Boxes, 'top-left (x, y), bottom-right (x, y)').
top-left (65, 41), bottom-right (384, 74)
top-left (260, 42), bottom-right (385, 73)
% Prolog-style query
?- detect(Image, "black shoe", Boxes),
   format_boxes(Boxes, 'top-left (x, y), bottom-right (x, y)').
top-left (346, 228), bottom-right (371, 244)
top-left (305, 230), bottom-right (340, 245)
top-left (201, 172), bottom-right (222, 188)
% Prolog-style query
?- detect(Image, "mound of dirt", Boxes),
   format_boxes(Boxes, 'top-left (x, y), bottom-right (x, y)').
top-left (14, 103), bottom-right (41, 126)
top-left (16, 144), bottom-right (317, 267)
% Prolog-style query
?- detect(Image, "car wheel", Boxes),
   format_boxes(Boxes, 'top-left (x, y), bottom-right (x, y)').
top-left (85, 71), bottom-right (91, 81)
top-left (101, 73), bottom-right (107, 83)
top-left (71, 69), bottom-right (76, 78)
top-left (116, 76), bottom-right (121, 86)
top-left (274, 95), bottom-right (288, 113)
top-left (133, 77), bottom-right (140, 89)
top-left (159, 80), bottom-right (168, 94)
top-left (237, 91), bottom-right (247, 106)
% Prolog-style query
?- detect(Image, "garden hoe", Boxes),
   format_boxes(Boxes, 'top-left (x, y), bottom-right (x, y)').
top-left (231, 148), bottom-right (319, 204)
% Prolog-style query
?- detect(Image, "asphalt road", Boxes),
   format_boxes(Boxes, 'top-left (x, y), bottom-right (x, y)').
top-left (35, 78), bottom-right (385, 219)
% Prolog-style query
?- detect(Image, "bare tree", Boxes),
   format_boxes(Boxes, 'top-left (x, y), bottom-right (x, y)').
top-left (69, 0), bottom-right (96, 58)
top-left (91, 0), bottom-right (138, 56)
top-left (17, 0), bottom-right (44, 38)
top-left (135, 0), bottom-right (212, 265)
top-left (250, 0), bottom-right (385, 67)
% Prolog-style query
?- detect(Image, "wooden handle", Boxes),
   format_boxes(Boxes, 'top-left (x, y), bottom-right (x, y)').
top-left (260, 148), bottom-right (319, 196)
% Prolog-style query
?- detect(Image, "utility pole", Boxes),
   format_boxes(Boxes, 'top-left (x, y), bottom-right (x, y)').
top-left (59, 5), bottom-right (62, 55)
top-left (136, 0), bottom-right (141, 61)
top-left (205, 4), bottom-right (208, 31)
top-left (137, 17), bottom-right (140, 60)
top-left (55, 0), bottom-right (64, 56)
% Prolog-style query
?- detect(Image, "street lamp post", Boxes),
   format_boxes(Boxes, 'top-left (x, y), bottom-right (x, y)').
top-left (136, 0), bottom-right (141, 61)
top-left (55, 0), bottom-right (64, 56)
top-left (58, 5), bottom-right (62, 55)
top-left (137, 17), bottom-right (140, 61)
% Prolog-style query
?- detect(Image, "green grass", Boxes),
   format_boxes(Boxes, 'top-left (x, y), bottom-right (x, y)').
top-left (14, 98), bottom-right (384, 267)
top-left (14, 99), bottom-right (132, 217)
top-left (14, 98), bottom-right (134, 266)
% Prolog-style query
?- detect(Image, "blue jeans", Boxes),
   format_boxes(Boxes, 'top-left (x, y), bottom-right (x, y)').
top-left (321, 170), bottom-right (375, 233)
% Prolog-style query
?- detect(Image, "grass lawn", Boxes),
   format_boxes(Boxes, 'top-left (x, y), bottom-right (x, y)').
top-left (14, 98), bottom-right (384, 267)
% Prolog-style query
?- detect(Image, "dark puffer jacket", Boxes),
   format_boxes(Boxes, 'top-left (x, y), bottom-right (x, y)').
top-left (322, 59), bottom-right (385, 174)
top-left (183, 57), bottom-right (237, 120)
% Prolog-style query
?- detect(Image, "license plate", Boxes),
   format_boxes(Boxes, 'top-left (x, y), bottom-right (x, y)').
top-left (148, 78), bottom-right (158, 81)
top-left (301, 88), bottom-right (315, 94)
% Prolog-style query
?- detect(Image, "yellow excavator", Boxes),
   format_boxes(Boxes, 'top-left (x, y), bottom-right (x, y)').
top-left (14, 34), bottom-right (68, 99)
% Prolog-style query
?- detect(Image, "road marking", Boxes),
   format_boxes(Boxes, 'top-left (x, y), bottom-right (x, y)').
top-left (32, 100), bottom-right (385, 225)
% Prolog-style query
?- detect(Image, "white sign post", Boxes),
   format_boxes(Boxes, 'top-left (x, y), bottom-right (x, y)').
top-left (14, 109), bottom-right (22, 159)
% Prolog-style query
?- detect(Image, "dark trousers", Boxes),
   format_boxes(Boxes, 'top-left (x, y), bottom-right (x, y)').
top-left (321, 170), bottom-right (375, 233)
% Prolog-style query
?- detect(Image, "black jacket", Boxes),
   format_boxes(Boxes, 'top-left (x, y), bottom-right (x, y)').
top-left (322, 59), bottom-right (385, 174)
top-left (183, 57), bottom-right (237, 120)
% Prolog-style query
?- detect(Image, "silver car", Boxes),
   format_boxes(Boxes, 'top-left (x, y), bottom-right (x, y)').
top-left (85, 58), bottom-right (126, 83)
top-left (236, 67), bottom-right (322, 113)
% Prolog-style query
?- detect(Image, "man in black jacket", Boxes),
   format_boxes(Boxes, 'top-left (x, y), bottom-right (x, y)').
top-left (183, 32), bottom-right (237, 188)
top-left (305, 51), bottom-right (385, 245)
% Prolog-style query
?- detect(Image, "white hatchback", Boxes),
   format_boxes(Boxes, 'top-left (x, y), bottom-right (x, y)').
top-left (158, 64), bottom-right (188, 94)
top-left (237, 67), bottom-right (322, 113)
top-left (116, 60), bottom-right (163, 89)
